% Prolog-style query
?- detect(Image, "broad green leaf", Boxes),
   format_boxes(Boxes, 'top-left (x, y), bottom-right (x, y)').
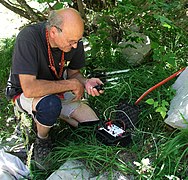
top-left (155, 107), bottom-right (163, 112)
top-left (154, 14), bottom-right (173, 29)
top-left (146, 98), bottom-right (155, 105)
top-left (163, 52), bottom-right (176, 66)
top-left (161, 106), bottom-right (167, 112)
top-left (54, 3), bottom-right (64, 9)
top-left (162, 100), bottom-right (169, 107)
top-left (162, 22), bottom-right (171, 29)
top-left (154, 101), bottom-right (159, 108)
top-left (160, 111), bottom-right (167, 119)
top-left (151, 42), bottom-right (159, 49)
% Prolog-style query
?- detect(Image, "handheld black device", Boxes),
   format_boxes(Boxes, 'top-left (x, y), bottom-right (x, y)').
top-left (93, 84), bottom-right (104, 91)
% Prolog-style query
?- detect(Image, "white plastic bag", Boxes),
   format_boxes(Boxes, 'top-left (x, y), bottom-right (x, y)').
top-left (0, 149), bottom-right (30, 180)
top-left (165, 67), bottom-right (188, 129)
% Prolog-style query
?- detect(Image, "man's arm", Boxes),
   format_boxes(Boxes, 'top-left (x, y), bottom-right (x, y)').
top-left (67, 69), bottom-right (104, 96)
top-left (67, 69), bottom-right (86, 85)
top-left (19, 74), bottom-right (84, 100)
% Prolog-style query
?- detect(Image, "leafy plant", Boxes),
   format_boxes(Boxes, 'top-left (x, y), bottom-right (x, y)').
top-left (0, 38), bottom-right (15, 88)
top-left (145, 98), bottom-right (169, 119)
top-left (0, 0), bottom-right (188, 179)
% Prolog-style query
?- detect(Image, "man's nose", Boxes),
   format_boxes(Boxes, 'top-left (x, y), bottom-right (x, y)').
top-left (71, 42), bottom-right (78, 49)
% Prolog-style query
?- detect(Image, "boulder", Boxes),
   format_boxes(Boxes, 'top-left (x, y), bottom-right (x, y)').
top-left (47, 160), bottom-right (132, 180)
top-left (119, 32), bottom-right (152, 66)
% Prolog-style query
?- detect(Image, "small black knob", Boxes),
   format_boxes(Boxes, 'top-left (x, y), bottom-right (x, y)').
top-left (93, 84), bottom-right (104, 91)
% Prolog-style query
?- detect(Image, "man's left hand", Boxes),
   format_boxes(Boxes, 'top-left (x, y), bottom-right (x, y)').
top-left (85, 78), bottom-right (104, 96)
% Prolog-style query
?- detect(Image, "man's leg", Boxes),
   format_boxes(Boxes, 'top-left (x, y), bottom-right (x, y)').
top-left (33, 98), bottom-right (50, 138)
top-left (59, 92), bottom-right (99, 127)
top-left (70, 103), bottom-right (99, 123)
top-left (16, 93), bottom-right (62, 169)
top-left (32, 95), bottom-right (62, 138)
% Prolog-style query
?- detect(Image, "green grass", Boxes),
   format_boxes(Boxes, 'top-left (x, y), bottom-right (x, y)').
top-left (0, 38), bottom-right (15, 141)
top-left (0, 1), bottom-right (188, 179)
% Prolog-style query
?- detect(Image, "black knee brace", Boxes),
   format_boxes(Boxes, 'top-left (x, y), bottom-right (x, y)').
top-left (35, 95), bottom-right (62, 126)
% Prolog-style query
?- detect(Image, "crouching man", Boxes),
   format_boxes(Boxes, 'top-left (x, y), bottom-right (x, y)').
top-left (6, 8), bottom-right (103, 169)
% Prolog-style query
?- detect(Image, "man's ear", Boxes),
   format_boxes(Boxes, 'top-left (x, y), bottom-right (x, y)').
top-left (49, 27), bottom-right (57, 38)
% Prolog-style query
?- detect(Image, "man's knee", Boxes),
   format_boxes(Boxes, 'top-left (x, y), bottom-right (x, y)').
top-left (70, 103), bottom-right (99, 122)
top-left (35, 95), bottom-right (62, 126)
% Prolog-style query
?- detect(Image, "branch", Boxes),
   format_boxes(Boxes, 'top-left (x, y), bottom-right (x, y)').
top-left (0, 0), bottom-right (30, 20)
top-left (0, 0), bottom-right (47, 22)
top-left (16, 0), bottom-right (44, 21)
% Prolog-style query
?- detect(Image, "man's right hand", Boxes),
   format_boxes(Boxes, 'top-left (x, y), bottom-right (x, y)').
top-left (69, 79), bottom-right (84, 101)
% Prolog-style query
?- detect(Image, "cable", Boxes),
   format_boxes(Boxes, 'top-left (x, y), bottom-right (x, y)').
top-left (103, 105), bottom-right (117, 121)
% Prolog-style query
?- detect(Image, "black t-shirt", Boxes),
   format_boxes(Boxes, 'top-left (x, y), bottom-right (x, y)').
top-left (6, 22), bottom-right (85, 99)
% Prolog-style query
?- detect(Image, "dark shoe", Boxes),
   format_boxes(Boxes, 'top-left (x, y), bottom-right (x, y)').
top-left (33, 136), bottom-right (52, 170)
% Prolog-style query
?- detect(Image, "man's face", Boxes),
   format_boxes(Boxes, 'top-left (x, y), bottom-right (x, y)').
top-left (54, 26), bottom-right (82, 52)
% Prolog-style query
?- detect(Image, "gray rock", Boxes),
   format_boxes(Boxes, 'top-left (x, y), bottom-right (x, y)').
top-left (46, 160), bottom-right (91, 180)
top-left (119, 33), bottom-right (152, 66)
top-left (47, 160), bottom-right (133, 180)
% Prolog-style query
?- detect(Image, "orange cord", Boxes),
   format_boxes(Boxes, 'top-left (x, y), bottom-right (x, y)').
top-left (135, 67), bottom-right (186, 105)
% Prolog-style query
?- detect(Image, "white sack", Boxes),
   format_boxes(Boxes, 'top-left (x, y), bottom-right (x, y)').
top-left (165, 67), bottom-right (188, 129)
top-left (0, 149), bottom-right (30, 180)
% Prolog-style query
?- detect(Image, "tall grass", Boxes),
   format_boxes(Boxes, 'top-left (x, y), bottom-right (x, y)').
top-left (0, 38), bottom-right (14, 88)
top-left (0, 38), bottom-right (15, 139)
top-left (0, 1), bottom-right (188, 179)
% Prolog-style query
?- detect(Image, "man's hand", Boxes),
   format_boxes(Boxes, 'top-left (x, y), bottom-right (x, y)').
top-left (85, 78), bottom-right (104, 96)
top-left (70, 79), bottom-right (85, 101)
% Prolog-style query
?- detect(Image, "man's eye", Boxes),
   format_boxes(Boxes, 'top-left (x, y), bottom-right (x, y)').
top-left (70, 39), bottom-right (82, 44)
top-left (69, 41), bottom-right (77, 44)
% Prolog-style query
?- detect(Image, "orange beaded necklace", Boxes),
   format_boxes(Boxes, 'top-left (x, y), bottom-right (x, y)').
top-left (46, 29), bottom-right (64, 79)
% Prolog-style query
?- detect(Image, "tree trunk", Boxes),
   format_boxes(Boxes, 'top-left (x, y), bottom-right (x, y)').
top-left (77, 0), bottom-right (87, 22)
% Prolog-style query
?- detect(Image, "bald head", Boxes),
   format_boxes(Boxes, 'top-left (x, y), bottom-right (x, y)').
top-left (47, 8), bottom-right (84, 39)
top-left (47, 8), bottom-right (84, 51)
top-left (57, 8), bottom-right (83, 26)
top-left (58, 8), bottom-right (84, 37)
